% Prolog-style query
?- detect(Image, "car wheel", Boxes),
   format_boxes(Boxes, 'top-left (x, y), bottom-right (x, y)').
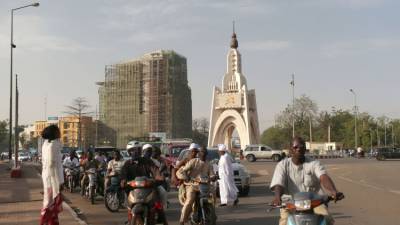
top-left (272, 154), bottom-right (281, 162)
top-left (246, 154), bottom-right (256, 162)
top-left (240, 186), bottom-right (250, 196)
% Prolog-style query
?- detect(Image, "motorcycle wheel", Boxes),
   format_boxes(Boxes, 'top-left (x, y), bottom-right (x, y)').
top-left (129, 216), bottom-right (144, 225)
top-left (201, 204), bottom-right (217, 225)
top-left (69, 177), bottom-right (73, 193)
top-left (104, 191), bottom-right (119, 212)
top-left (90, 186), bottom-right (95, 204)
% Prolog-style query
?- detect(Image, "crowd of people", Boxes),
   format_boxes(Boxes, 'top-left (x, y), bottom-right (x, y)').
top-left (38, 124), bottom-right (344, 225)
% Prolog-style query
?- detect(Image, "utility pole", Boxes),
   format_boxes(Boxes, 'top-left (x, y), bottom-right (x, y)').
top-left (350, 89), bottom-right (358, 149)
top-left (392, 123), bottom-right (394, 148)
top-left (376, 124), bottom-right (380, 147)
top-left (309, 115), bottom-right (313, 144)
top-left (95, 104), bottom-right (98, 147)
top-left (14, 74), bottom-right (19, 165)
top-left (290, 73), bottom-right (295, 138)
top-left (44, 94), bottom-right (47, 120)
top-left (369, 128), bottom-right (373, 150)
top-left (384, 119), bottom-right (387, 147)
top-left (8, 2), bottom-right (40, 163)
top-left (328, 125), bottom-right (331, 143)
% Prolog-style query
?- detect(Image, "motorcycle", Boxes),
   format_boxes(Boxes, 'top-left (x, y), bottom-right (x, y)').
top-left (126, 176), bottom-right (167, 225)
top-left (104, 175), bottom-right (126, 212)
top-left (269, 192), bottom-right (343, 225)
top-left (83, 168), bottom-right (98, 204)
top-left (187, 176), bottom-right (217, 225)
top-left (64, 165), bottom-right (79, 193)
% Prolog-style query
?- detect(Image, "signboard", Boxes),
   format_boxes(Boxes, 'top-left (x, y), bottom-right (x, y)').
top-left (48, 116), bottom-right (59, 121)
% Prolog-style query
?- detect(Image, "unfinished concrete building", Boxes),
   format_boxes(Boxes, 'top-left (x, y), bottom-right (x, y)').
top-left (97, 50), bottom-right (192, 148)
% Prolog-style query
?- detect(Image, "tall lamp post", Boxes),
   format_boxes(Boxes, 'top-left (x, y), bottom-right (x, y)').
top-left (349, 89), bottom-right (358, 149)
top-left (8, 2), bottom-right (40, 162)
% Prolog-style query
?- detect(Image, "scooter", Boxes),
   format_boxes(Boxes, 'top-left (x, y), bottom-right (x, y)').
top-left (84, 168), bottom-right (97, 204)
top-left (64, 165), bottom-right (79, 193)
top-left (104, 175), bottom-right (126, 212)
top-left (188, 176), bottom-right (217, 225)
top-left (269, 192), bottom-right (343, 225)
top-left (126, 176), bottom-right (167, 225)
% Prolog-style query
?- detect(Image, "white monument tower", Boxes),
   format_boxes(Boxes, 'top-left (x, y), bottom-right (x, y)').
top-left (208, 27), bottom-right (260, 150)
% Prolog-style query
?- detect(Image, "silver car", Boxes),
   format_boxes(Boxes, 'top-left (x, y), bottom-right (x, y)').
top-left (177, 148), bottom-right (251, 196)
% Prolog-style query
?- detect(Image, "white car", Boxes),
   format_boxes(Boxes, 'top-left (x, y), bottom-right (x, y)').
top-left (11, 152), bottom-right (30, 161)
top-left (243, 144), bottom-right (284, 162)
top-left (177, 148), bottom-right (251, 196)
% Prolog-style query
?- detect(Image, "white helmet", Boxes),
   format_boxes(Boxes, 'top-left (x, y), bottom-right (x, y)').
top-left (189, 143), bottom-right (200, 150)
top-left (142, 144), bottom-right (153, 150)
top-left (126, 140), bottom-right (141, 150)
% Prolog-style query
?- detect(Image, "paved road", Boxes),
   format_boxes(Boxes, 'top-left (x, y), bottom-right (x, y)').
top-left (63, 158), bottom-right (400, 225)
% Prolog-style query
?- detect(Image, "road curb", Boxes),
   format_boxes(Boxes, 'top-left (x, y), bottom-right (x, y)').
top-left (62, 201), bottom-right (88, 225)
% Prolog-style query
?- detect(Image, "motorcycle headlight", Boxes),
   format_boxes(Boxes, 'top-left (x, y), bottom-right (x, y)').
top-left (294, 200), bottom-right (311, 211)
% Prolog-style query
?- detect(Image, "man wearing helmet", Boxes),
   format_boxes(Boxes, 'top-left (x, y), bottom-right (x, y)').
top-left (120, 142), bottom-right (155, 187)
top-left (120, 142), bottom-right (168, 225)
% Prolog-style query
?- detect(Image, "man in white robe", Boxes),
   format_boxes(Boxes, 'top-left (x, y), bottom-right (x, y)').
top-left (217, 144), bottom-right (239, 206)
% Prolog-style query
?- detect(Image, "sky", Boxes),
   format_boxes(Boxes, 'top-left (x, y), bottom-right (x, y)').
top-left (1, 0), bottom-right (400, 131)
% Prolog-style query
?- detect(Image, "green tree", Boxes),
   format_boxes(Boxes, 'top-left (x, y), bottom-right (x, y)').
top-left (260, 126), bottom-right (290, 149)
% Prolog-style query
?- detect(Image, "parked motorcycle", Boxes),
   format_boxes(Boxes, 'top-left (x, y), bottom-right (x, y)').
top-left (126, 176), bottom-right (167, 225)
top-left (188, 176), bottom-right (217, 225)
top-left (83, 168), bottom-right (98, 204)
top-left (269, 192), bottom-right (344, 225)
top-left (104, 175), bottom-right (126, 212)
top-left (64, 165), bottom-right (79, 193)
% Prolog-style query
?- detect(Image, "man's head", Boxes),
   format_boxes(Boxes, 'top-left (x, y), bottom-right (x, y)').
top-left (142, 144), bottom-right (153, 159)
top-left (218, 144), bottom-right (227, 156)
top-left (151, 147), bottom-right (161, 159)
top-left (189, 143), bottom-right (200, 158)
top-left (198, 147), bottom-right (208, 161)
top-left (87, 151), bottom-right (94, 161)
top-left (290, 136), bottom-right (306, 162)
top-left (113, 150), bottom-right (121, 160)
top-left (69, 150), bottom-right (76, 159)
top-left (127, 141), bottom-right (142, 160)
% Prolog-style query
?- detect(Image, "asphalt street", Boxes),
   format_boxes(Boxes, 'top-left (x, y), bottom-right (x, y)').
top-left (63, 158), bottom-right (400, 225)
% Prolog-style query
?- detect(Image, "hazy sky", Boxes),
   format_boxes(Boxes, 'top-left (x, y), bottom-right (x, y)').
top-left (1, 0), bottom-right (400, 131)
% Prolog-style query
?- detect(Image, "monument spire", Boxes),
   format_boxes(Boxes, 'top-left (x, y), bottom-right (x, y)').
top-left (230, 21), bottom-right (238, 49)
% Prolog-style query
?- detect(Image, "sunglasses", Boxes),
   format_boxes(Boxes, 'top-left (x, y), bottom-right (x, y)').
top-left (292, 145), bottom-right (302, 149)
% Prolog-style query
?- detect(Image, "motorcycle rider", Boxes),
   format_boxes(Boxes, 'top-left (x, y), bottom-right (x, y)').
top-left (270, 136), bottom-right (344, 225)
top-left (120, 142), bottom-right (168, 225)
top-left (177, 146), bottom-right (215, 225)
top-left (150, 146), bottom-right (170, 208)
top-left (172, 143), bottom-right (199, 206)
top-left (104, 150), bottom-right (124, 192)
top-left (80, 151), bottom-right (100, 196)
top-left (63, 150), bottom-right (80, 188)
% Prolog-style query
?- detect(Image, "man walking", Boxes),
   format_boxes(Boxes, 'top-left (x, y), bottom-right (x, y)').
top-left (217, 144), bottom-right (239, 206)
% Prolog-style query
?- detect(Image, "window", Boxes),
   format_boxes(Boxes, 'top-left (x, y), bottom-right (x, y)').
top-left (64, 122), bottom-right (70, 129)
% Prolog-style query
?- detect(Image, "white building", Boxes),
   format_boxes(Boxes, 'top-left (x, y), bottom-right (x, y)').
top-left (306, 142), bottom-right (343, 155)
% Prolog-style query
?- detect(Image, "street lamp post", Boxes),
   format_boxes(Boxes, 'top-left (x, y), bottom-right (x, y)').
top-left (349, 89), bottom-right (358, 150)
top-left (8, 2), bottom-right (40, 163)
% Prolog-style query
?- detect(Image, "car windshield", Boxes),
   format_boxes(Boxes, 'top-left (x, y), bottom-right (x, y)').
top-left (121, 151), bottom-right (129, 157)
top-left (177, 149), bottom-right (235, 163)
top-left (171, 147), bottom-right (185, 157)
